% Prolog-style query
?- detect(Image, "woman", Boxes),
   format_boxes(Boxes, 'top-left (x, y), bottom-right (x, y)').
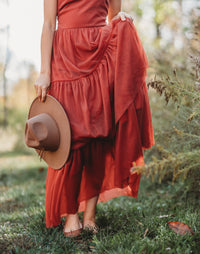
top-left (34, 0), bottom-right (154, 237)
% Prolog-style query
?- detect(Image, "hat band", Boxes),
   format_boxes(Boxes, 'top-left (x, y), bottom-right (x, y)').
top-left (25, 113), bottom-right (60, 151)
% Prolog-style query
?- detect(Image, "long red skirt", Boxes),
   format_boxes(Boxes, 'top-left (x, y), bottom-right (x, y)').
top-left (45, 0), bottom-right (154, 228)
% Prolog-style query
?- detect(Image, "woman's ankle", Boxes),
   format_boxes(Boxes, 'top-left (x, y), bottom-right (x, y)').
top-left (64, 213), bottom-right (82, 230)
top-left (83, 195), bottom-right (98, 224)
top-left (66, 213), bottom-right (79, 220)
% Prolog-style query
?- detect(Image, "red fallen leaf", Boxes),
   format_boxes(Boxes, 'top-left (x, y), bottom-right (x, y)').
top-left (168, 221), bottom-right (194, 236)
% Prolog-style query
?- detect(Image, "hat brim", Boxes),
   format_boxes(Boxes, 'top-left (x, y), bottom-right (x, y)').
top-left (28, 95), bottom-right (71, 170)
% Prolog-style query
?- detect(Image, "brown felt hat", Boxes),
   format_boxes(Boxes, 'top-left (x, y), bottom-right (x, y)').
top-left (25, 95), bottom-right (71, 170)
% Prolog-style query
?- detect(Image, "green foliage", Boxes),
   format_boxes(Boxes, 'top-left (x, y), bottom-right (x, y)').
top-left (5, 108), bottom-right (31, 154)
top-left (122, 0), bottom-right (144, 17)
top-left (153, 0), bottom-right (174, 25)
top-left (142, 17), bottom-right (200, 191)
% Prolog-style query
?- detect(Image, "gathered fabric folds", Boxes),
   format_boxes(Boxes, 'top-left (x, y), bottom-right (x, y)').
top-left (45, 0), bottom-right (154, 228)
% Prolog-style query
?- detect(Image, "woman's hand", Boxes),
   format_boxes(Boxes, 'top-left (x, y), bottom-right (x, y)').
top-left (34, 73), bottom-right (51, 102)
top-left (112, 11), bottom-right (134, 22)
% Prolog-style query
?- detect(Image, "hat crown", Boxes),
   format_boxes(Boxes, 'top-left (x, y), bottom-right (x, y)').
top-left (25, 113), bottom-right (60, 151)
top-left (24, 95), bottom-right (71, 169)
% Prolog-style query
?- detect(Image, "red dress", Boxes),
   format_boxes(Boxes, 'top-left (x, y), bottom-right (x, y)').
top-left (45, 0), bottom-right (154, 228)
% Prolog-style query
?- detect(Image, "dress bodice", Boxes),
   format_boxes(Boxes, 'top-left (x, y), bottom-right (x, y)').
top-left (57, 0), bottom-right (109, 28)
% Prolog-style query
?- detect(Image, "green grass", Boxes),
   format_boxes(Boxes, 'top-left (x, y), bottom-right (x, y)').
top-left (0, 154), bottom-right (199, 254)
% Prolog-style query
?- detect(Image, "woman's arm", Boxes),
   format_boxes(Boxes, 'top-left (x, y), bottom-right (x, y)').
top-left (34, 0), bottom-right (57, 102)
top-left (108, 0), bottom-right (121, 23)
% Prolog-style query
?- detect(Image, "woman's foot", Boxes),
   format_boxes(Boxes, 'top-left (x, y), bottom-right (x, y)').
top-left (63, 213), bottom-right (82, 237)
top-left (83, 195), bottom-right (99, 234)
top-left (83, 219), bottom-right (99, 234)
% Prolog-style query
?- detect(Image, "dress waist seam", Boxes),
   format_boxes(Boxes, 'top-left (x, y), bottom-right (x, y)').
top-left (57, 23), bottom-right (107, 30)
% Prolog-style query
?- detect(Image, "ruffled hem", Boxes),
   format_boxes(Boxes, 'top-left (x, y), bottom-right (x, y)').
top-left (45, 91), bottom-right (154, 227)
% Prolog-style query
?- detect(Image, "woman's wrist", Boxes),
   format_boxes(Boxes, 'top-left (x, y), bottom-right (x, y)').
top-left (108, 11), bottom-right (120, 23)
top-left (40, 70), bottom-right (51, 77)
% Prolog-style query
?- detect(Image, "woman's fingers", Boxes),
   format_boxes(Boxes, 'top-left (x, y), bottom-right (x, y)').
top-left (36, 86), bottom-right (47, 102)
top-left (112, 12), bottom-right (134, 23)
top-left (34, 84), bottom-right (41, 101)
top-left (120, 12), bottom-right (133, 22)
top-left (34, 83), bottom-right (48, 102)
top-left (41, 88), bottom-right (47, 102)
top-left (37, 86), bottom-right (42, 101)
top-left (119, 12), bottom-right (126, 21)
top-left (34, 73), bottom-right (50, 102)
top-left (34, 84), bottom-right (38, 95)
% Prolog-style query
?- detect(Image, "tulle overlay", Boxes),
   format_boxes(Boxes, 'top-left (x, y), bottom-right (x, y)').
top-left (45, 0), bottom-right (154, 228)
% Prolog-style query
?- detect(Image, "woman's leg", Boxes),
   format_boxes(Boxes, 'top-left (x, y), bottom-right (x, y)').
top-left (83, 195), bottom-right (98, 224)
top-left (62, 149), bottom-right (84, 235)
top-left (81, 141), bottom-right (108, 232)
top-left (64, 195), bottom-right (99, 235)
top-left (45, 148), bottom-right (83, 229)
top-left (83, 195), bottom-right (99, 232)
